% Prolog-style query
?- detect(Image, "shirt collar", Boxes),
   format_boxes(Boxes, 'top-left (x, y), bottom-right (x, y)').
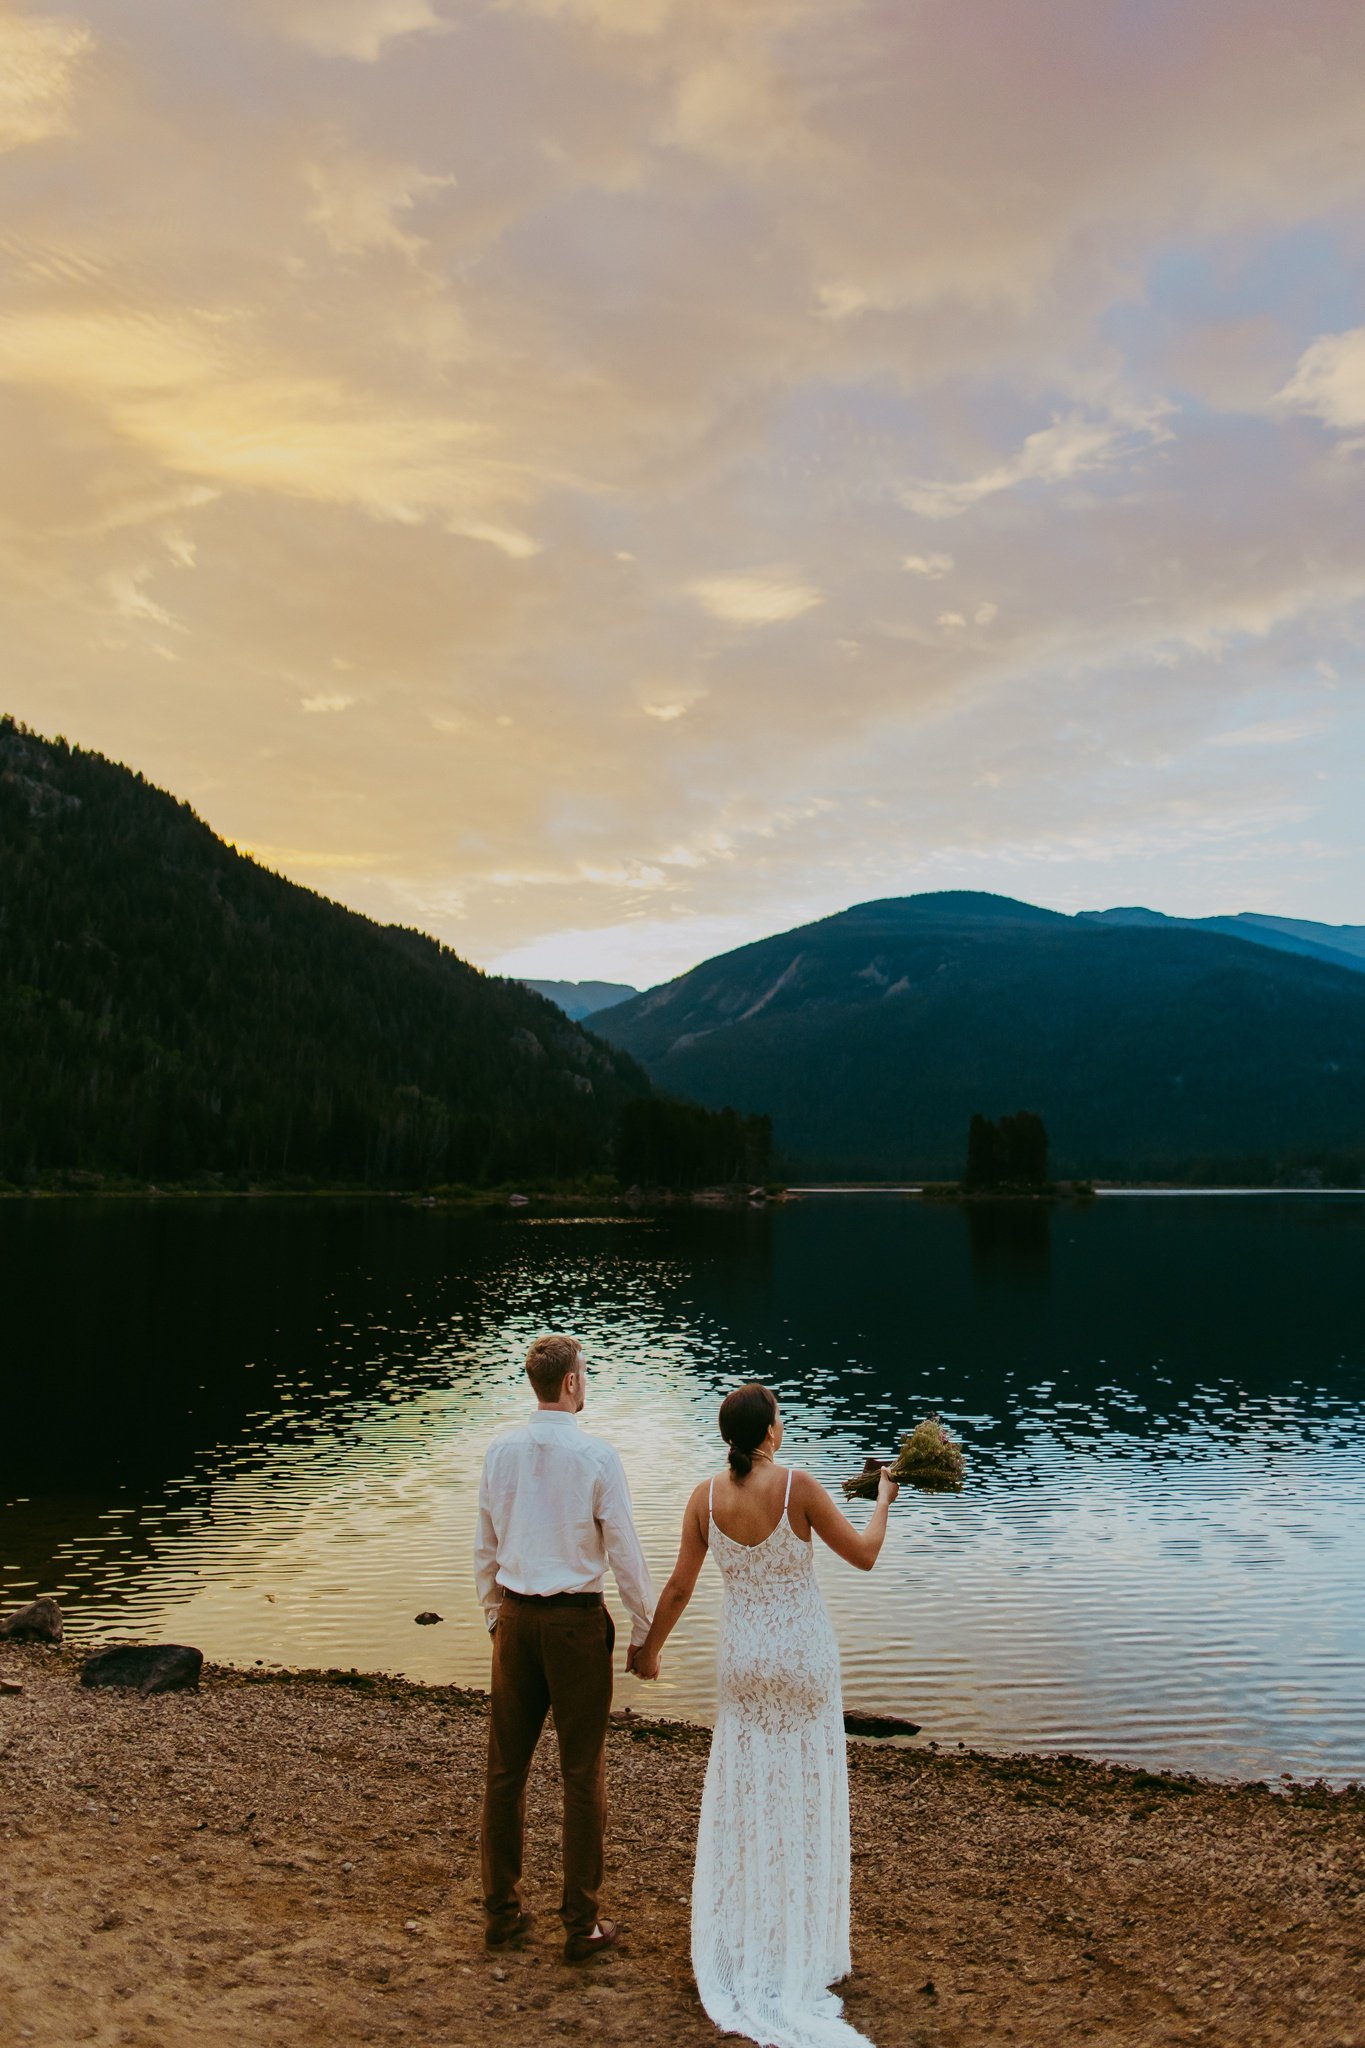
top-left (529, 1408), bottom-right (578, 1426)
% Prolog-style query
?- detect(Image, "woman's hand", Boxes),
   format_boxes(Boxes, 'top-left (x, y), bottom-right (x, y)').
top-left (877, 1465), bottom-right (899, 1505)
top-left (629, 1642), bottom-right (660, 1681)
top-left (634, 1480), bottom-right (709, 1674)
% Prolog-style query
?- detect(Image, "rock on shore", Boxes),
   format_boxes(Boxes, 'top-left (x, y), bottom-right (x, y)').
top-left (0, 1597), bottom-right (63, 1645)
top-left (80, 1644), bottom-right (203, 1695)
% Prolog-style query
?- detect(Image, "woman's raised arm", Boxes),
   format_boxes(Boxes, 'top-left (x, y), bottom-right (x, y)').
top-left (794, 1466), bottom-right (898, 1570)
top-left (630, 1480), bottom-right (709, 1680)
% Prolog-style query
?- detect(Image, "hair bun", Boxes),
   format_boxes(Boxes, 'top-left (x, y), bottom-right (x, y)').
top-left (718, 1381), bottom-right (778, 1483)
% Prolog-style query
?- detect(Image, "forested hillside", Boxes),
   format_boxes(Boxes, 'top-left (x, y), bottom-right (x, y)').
top-left (593, 893), bottom-right (1365, 1182)
top-left (0, 719), bottom-right (651, 1186)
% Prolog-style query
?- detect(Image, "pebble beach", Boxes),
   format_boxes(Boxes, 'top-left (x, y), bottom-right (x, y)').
top-left (1, 1644), bottom-right (1361, 2048)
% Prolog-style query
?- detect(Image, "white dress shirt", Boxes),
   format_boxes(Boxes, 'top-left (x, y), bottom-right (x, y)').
top-left (475, 1409), bottom-right (656, 1648)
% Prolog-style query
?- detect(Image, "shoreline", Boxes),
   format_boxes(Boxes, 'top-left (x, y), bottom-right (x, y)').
top-left (2, 1647), bottom-right (1361, 2048)
top-left (5, 1645), bottom-right (1358, 1795)
top-left (5, 1179), bottom-right (1362, 1202)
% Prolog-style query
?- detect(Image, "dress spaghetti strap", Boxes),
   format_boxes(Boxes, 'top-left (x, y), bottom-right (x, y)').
top-left (783, 1466), bottom-right (794, 1509)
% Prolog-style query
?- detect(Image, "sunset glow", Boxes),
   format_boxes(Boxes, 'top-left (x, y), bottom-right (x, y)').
top-left (2, 0), bottom-right (1363, 983)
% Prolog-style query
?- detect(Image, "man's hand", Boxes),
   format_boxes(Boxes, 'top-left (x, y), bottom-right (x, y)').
top-left (628, 1642), bottom-right (660, 1680)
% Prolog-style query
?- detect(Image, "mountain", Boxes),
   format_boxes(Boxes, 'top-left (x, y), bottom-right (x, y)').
top-left (1078, 906), bottom-right (1365, 975)
top-left (519, 978), bottom-right (639, 1019)
top-left (591, 891), bottom-right (1365, 1182)
top-left (0, 719), bottom-right (650, 1186)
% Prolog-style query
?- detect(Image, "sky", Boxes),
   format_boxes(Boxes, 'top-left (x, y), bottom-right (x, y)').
top-left (2, 0), bottom-right (1364, 989)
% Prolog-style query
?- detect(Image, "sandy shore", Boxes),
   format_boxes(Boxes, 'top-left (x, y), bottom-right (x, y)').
top-left (1, 1645), bottom-right (1361, 2048)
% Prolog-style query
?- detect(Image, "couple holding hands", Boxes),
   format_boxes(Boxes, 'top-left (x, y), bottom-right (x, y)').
top-left (475, 1333), bottom-right (898, 2048)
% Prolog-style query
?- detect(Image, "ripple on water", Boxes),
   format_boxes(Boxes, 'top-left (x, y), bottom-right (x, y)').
top-left (4, 1197), bottom-right (1364, 1782)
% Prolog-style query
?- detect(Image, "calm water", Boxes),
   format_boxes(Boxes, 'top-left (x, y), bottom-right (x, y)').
top-left (3, 1193), bottom-right (1363, 1785)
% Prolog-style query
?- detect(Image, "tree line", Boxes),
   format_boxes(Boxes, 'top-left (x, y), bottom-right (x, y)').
top-left (615, 1099), bottom-right (774, 1190)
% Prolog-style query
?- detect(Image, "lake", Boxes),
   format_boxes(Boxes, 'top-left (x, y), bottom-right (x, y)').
top-left (3, 1192), bottom-right (1363, 1785)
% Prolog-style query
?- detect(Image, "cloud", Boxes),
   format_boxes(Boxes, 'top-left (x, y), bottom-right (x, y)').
top-left (900, 404), bottom-right (1175, 520)
top-left (686, 570), bottom-right (824, 626)
top-left (4, 0), bottom-right (1365, 984)
top-left (903, 552), bottom-right (954, 579)
top-left (505, 0), bottom-right (677, 32)
top-left (1207, 718), bottom-right (1327, 749)
top-left (256, 1), bottom-right (451, 62)
top-left (304, 147), bottom-right (455, 259)
top-left (0, 8), bottom-right (92, 152)
top-left (449, 522), bottom-right (543, 559)
top-left (1275, 328), bottom-right (1365, 432)
top-left (100, 565), bottom-right (182, 631)
top-left (0, 295), bottom-right (519, 526)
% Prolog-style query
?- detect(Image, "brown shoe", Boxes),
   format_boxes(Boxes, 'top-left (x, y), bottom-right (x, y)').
top-left (485, 1910), bottom-right (533, 1949)
top-left (563, 1919), bottom-right (618, 1964)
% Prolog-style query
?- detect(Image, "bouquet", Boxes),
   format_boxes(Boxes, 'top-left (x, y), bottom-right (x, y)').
top-left (842, 1413), bottom-right (964, 1497)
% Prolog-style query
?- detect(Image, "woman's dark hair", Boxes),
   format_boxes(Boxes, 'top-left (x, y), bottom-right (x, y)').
top-left (719, 1382), bottom-right (778, 1481)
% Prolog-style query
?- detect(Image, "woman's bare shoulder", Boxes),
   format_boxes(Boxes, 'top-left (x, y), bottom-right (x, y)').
top-left (788, 1468), bottom-right (831, 1507)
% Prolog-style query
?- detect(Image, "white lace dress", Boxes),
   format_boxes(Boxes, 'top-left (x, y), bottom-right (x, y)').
top-left (691, 1470), bottom-right (871, 2048)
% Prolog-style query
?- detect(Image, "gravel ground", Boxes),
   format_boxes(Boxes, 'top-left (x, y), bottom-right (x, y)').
top-left (1, 1644), bottom-right (1361, 2048)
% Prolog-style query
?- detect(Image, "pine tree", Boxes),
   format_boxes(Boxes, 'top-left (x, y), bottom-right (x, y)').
top-left (1000, 1110), bottom-right (1048, 1184)
top-left (964, 1110), bottom-right (1049, 1187)
top-left (964, 1113), bottom-right (1002, 1188)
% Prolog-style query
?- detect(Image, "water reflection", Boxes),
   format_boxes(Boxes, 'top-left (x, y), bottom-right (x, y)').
top-left (2, 1194), bottom-right (1363, 1784)
top-left (966, 1199), bottom-right (1051, 1284)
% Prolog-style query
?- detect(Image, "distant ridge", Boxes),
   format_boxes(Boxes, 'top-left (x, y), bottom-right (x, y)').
top-left (520, 978), bottom-right (639, 1020)
top-left (0, 718), bottom-right (651, 1186)
top-left (1078, 906), bottom-right (1365, 976)
top-left (592, 892), bottom-right (1365, 1183)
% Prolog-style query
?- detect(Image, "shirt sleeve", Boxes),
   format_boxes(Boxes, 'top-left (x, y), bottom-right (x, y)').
top-left (595, 1449), bottom-right (656, 1647)
top-left (474, 1453), bottom-right (501, 1633)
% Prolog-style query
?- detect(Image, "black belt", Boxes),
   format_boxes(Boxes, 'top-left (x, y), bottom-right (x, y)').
top-left (502, 1587), bottom-right (603, 1609)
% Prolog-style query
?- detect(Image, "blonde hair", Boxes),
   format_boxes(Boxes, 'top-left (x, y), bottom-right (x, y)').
top-left (525, 1333), bottom-right (582, 1402)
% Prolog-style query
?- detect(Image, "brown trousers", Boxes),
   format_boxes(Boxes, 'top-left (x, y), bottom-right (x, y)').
top-left (481, 1596), bottom-right (615, 1938)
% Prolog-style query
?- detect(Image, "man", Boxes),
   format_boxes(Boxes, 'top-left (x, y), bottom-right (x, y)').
top-left (475, 1332), bottom-right (656, 1962)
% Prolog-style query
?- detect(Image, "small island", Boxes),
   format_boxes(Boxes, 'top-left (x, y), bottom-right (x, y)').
top-left (918, 1111), bottom-right (1096, 1203)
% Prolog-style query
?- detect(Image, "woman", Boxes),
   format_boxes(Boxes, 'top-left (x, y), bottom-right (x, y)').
top-left (632, 1383), bottom-right (898, 2048)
